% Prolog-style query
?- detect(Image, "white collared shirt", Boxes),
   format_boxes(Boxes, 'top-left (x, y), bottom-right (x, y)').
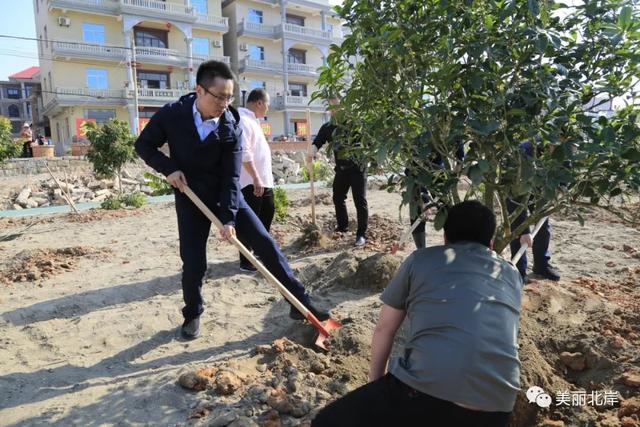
top-left (192, 100), bottom-right (220, 141)
top-left (238, 107), bottom-right (274, 189)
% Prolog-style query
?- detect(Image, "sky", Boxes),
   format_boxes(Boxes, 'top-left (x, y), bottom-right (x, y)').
top-left (0, 0), bottom-right (343, 81)
top-left (0, 0), bottom-right (38, 81)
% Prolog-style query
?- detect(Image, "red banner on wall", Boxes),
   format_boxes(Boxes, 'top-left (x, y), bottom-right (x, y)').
top-left (76, 118), bottom-right (96, 137)
top-left (261, 122), bottom-right (272, 137)
top-left (296, 122), bottom-right (308, 137)
top-left (138, 118), bottom-right (151, 134)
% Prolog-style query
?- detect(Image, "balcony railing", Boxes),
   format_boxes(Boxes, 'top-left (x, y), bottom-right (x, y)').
top-left (132, 88), bottom-right (186, 99)
top-left (55, 87), bottom-right (126, 99)
top-left (135, 46), bottom-right (184, 66)
top-left (287, 63), bottom-right (319, 76)
top-left (192, 55), bottom-right (230, 65)
top-left (49, 0), bottom-right (228, 30)
top-left (239, 58), bottom-right (283, 73)
top-left (238, 19), bottom-right (276, 37)
top-left (273, 95), bottom-right (325, 111)
top-left (52, 40), bottom-right (127, 60)
top-left (280, 23), bottom-right (332, 42)
top-left (121, 0), bottom-right (193, 18)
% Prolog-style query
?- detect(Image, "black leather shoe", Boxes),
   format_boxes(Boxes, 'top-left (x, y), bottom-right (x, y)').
top-left (289, 301), bottom-right (330, 321)
top-left (532, 265), bottom-right (561, 281)
top-left (181, 317), bottom-right (200, 339)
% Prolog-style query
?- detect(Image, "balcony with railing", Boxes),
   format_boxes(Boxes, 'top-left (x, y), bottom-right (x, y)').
top-left (48, 0), bottom-right (228, 32)
top-left (135, 46), bottom-right (185, 67)
top-left (52, 40), bottom-right (127, 62)
top-left (48, 0), bottom-right (119, 14)
top-left (238, 58), bottom-right (283, 74)
top-left (237, 19), bottom-right (276, 38)
top-left (131, 87), bottom-right (188, 106)
top-left (43, 87), bottom-right (127, 115)
top-left (192, 55), bottom-right (231, 66)
top-left (277, 23), bottom-right (333, 44)
top-left (272, 95), bottom-right (325, 111)
top-left (287, 62), bottom-right (320, 77)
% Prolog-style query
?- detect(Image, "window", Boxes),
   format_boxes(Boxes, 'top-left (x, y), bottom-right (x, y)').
top-left (137, 71), bottom-right (169, 89)
top-left (288, 48), bottom-right (306, 64)
top-left (288, 82), bottom-right (307, 97)
top-left (138, 107), bottom-right (160, 118)
top-left (250, 80), bottom-right (266, 90)
top-left (7, 88), bottom-right (20, 99)
top-left (83, 23), bottom-right (105, 44)
top-left (8, 105), bottom-right (20, 118)
top-left (86, 69), bottom-right (109, 89)
top-left (247, 9), bottom-right (263, 24)
top-left (25, 85), bottom-right (33, 97)
top-left (11, 121), bottom-right (22, 134)
top-left (249, 45), bottom-right (264, 61)
top-left (85, 109), bottom-right (116, 125)
top-left (134, 28), bottom-right (168, 48)
top-left (192, 0), bottom-right (207, 14)
top-left (286, 14), bottom-right (305, 26)
top-left (193, 37), bottom-right (209, 57)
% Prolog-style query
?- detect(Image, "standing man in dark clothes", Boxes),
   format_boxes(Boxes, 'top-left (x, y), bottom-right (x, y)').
top-left (307, 99), bottom-right (368, 247)
top-left (135, 60), bottom-right (329, 340)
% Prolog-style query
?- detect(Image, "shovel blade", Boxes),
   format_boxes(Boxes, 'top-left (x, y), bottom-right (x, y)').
top-left (313, 318), bottom-right (343, 350)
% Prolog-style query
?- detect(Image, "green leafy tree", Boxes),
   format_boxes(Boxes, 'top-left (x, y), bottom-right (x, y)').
top-left (317, 0), bottom-right (640, 252)
top-left (274, 187), bottom-right (290, 222)
top-left (0, 116), bottom-right (21, 163)
top-left (84, 119), bottom-right (137, 194)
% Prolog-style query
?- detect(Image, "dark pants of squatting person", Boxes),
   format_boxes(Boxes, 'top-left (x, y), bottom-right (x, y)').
top-left (332, 160), bottom-right (368, 238)
top-left (239, 185), bottom-right (275, 267)
top-left (409, 185), bottom-right (430, 249)
top-left (506, 197), bottom-right (551, 277)
top-left (312, 373), bottom-right (511, 427)
top-left (174, 182), bottom-right (308, 322)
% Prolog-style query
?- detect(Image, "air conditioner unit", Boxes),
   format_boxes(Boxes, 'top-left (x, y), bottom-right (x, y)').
top-left (58, 16), bottom-right (71, 27)
top-left (212, 40), bottom-right (222, 48)
top-left (239, 43), bottom-right (248, 51)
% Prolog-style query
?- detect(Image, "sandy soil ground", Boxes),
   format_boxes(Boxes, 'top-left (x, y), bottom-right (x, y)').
top-left (1, 186), bottom-right (639, 427)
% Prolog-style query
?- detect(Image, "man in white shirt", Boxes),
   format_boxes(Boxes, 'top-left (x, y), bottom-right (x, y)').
top-left (238, 88), bottom-right (275, 272)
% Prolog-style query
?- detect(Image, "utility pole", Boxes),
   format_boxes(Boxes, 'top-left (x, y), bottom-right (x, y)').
top-left (130, 35), bottom-right (140, 135)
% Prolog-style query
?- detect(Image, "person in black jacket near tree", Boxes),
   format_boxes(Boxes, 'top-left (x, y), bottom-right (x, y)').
top-left (307, 99), bottom-right (368, 247)
top-left (135, 61), bottom-right (329, 340)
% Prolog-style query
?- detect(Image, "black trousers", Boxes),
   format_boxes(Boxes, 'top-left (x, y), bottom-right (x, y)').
top-left (506, 197), bottom-right (551, 277)
top-left (239, 185), bottom-right (275, 266)
top-left (312, 373), bottom-right (511, 427)
top-left (332, 162), bottom-right (368, 237)
top-left (174, 186), bottom-right (309, 322)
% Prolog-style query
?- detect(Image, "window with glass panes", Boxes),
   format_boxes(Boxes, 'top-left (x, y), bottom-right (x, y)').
top-left (134, 28), bottom-right (168, 48)
top-left (247, 9), bottom-right (263, 24)
top-left (85, 109), bottom-right (116, 125)
top-left (192, 0), bottom-right (207, 14)
top-left (137, 71), bottom-right (169, 89)
top-left (286, 14), bottom-right (305, 26)
top-left (86, 69), bottom-right (108, 89)
top-left (82, 23), bottom-right (105, 44)
top-left (7, 88), bottom-right (20, 99)
top-left (288, 48), bottom-right (306, 64)
top-left (288, 82), bottom-right (307, 97)
top-left (193, 37), bottom-right (209, 57)
top-left (250, 80), bottom-right (266, 90)
top-left (249, 45), bottom-right (265, 61)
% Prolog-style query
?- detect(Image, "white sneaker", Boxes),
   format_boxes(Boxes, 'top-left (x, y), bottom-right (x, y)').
top-left (354, 236), bottom-right (366, 247)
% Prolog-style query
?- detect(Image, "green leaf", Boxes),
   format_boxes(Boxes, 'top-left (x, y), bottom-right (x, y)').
top-left (433, 208), bottom-right (448, 230)
top-left (618, 6), bottom-right (632, 30)
top-left (528, 0), bottom-right (540, 16)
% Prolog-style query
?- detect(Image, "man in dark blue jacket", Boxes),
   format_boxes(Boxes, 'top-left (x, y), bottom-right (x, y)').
top-left (135, 60), bottom-right (329, 339)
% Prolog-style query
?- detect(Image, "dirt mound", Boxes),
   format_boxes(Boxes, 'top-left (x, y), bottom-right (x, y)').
top-left (290, 193), bottom-right (333, 208)
top-left (291, 222), bottom-right (331, 252)
top-left (298, 251), bottom-right (402, 293)
top-left (177, 323), bottom-right (373, 426)
top-left (0, 246), bottom-right (111, 286)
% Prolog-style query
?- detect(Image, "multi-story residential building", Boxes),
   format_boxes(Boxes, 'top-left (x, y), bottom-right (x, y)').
top-left (34, 0), bottom-right (229, 153)
top-left (222, 0), bottom-right (344, 140)
top-left (0, 66), bottom-right (41, 137)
